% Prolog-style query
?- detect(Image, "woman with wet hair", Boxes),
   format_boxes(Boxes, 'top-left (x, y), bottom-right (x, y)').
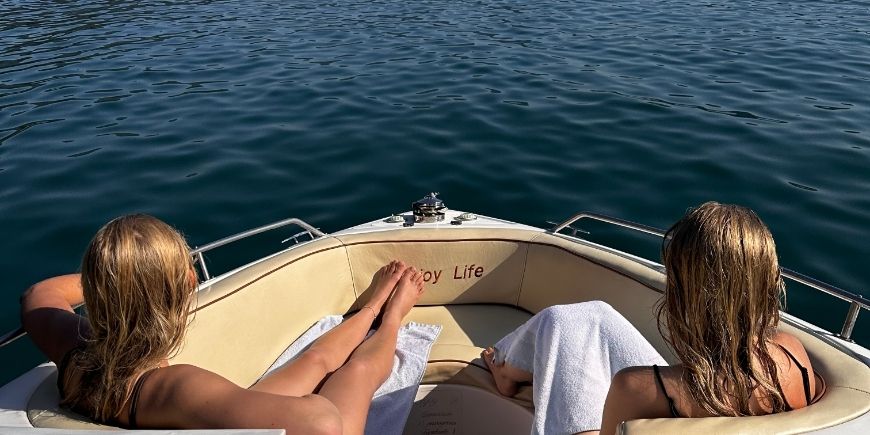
top-left (21, 214), bottom-right (426, 434)
top-left (483, 202), bottom-right (817, 434)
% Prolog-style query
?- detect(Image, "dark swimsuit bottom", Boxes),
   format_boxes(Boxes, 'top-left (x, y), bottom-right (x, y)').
top-left (57, 346), bottom-right (159, 429)
top-left (653, 344), bottom-right (816, 418)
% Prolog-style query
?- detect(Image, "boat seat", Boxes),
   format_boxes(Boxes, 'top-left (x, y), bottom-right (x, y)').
top-left (404, 304), bottom-right (536, 408)
top-left (24, 303), bottom-right (536, 431)
top-left (24, 303), bottom-right (870, 433)
top-left (621, 319), bottom-right (870, 434)
top-left (22, 229), bottom-right (870, 432)
top-left (26, 370), bottom-right (112, 430)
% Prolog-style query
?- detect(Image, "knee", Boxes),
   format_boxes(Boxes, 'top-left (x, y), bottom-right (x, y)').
top-left (341, 358), bottom-right (388, 389)
top-left (299, 347), bottom-right (337, 374)
top-left (536, 305), bottom-right (565, 328)
top-left (538, 301), bottom-right (617, 326)
top-left (537, 303), bottom-right (579, 325)
top-left (299, 395), bottom-right (343, 435)
top-left (313, 416), bottom-right (342, 435)
top-left (586, 300), bottom-right (617, 315)
top-left (340, 358), bottom-right (374, 378)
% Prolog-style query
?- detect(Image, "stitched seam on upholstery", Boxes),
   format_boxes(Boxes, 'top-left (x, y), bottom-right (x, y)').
top-left (515, 241), bottom-right (531, 307)
top-left (196, 237), bottom-right (662, 312)
top-left (832, 385), bottom-right (870, 395)
top-left (336, 237), bottom-right (359, 300)
top-left (194, 244), bottom-right (342, 311)
top-left (340, 238), bottom-right (661, 294)
top-left (427, 358), bottom-right (488, 371)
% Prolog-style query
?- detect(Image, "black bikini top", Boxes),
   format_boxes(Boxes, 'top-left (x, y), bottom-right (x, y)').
top-left (57, 346), bottom-right (158, 429)
top-left (652, 345), bottom-right (814, 418)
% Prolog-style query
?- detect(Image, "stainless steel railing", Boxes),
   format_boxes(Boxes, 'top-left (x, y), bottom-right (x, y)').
top-left (191, 217), bottom-right (325, 281)
top-left (0, 217), bottom-right (325, 349)
top-left (551, 212), bottom-right (869, 341)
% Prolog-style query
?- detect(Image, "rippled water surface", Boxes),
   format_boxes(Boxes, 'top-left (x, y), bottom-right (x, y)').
top-left (1, 0), bottom-right (868, 382)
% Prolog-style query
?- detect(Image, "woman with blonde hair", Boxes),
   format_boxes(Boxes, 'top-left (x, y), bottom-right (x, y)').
top-left (482, 202), bottom-right (817, 434)
top-left (21, 214), bottom-right (426, 434)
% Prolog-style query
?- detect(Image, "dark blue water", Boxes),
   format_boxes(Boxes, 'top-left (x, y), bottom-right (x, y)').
top-left (1, 0), bottom-right (868, 384)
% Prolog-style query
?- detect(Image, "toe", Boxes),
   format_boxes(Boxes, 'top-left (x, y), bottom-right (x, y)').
top-left (481, 348), bottom-right (496, 369)
top-left (402, 267), bottom-right (415, 281)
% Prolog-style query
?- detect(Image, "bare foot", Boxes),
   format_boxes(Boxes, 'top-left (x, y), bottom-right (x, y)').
top-left (366, 260), bottom-right (407, 313)
top-left (481, 347), bottom-right (520, 397)
top-left (383, 267), bottom-right (425, 323)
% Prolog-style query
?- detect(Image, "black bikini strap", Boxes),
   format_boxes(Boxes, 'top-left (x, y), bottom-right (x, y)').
top-left (128, 368), bottom-right (158, 429)
top-left (777, 344), bottom-right (812, 407)
top-left (653, 365), bottom-right (681, 418)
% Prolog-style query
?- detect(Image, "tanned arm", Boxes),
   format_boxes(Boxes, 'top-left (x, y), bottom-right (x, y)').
top-left (20, 274), bottom-right (90, 363)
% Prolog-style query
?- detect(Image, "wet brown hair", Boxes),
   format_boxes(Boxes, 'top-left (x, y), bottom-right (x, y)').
top-left (62, 214), bottom-right (196, 422)
top-left (657, 202), bottom-right (787, 416)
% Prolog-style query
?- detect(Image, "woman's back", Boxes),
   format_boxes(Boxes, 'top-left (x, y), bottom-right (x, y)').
top-left (21, 215), bottom-right (348, 433)
top-left (651, 331), bottom-right (817, 419)
top-left (601, 202), bottom-right (819, 434)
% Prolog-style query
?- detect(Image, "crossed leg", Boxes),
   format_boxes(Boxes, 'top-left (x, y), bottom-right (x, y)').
top-left (317, 267), bottom-right (425, 435)
top-left (250, 260), bottom-right (407, 397)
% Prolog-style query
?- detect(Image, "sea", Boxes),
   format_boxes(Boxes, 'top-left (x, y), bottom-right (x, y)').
top-left (1, 0), bottom-right (868, 384)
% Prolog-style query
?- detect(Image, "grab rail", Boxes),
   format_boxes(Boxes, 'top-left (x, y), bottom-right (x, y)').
top-left (191, 217), bottom-right (325, 281)
top-left (0, 327), bottom-right (26, 350)
top-left (551, 212), bottom-right (869, 341)
top-left (0, 217), bottom-right (325, 350)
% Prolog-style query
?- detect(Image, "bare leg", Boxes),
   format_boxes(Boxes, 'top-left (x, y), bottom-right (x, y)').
top-left (318, 267), bottom-right (426, 435)
top-left (481, 347), bottom-right (533, 397)
top-left (251, 260), bottom-right (407, 396)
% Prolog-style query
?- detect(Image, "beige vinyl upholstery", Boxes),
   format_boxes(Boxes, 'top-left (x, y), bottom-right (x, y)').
top-left (26, 227), bottom-right (870, 433)
top-left (334, 228), bottom-right (539, 309)
top-left (172, 237), bottom-right (355, 387)
top-left (520, 233), bottom-right (676, 363)
top-left (27, 371), bottom-right (113, 430)
top-left (623, 320), bottom-right (870, 434)
top-left (405, 384), bottom-right (533, 434)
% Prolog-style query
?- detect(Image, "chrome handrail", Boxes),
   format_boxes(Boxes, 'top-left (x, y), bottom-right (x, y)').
top-left (0, 217), bottom-right (325, 349)
top-left (191, 217), bottom-right (325, 280)
top-left (0, 327), bottom-right (25, 350)
top-left (551, 212), bottom-right (868, 341)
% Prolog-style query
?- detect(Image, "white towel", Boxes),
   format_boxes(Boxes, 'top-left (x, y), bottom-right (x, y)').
top-left (263, 315), bottom-right (442, 435)
top-left (493, 301), bottom-right (666, 435)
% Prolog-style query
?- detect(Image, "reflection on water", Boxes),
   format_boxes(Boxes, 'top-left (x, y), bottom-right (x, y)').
top-left (1, 0), bottom-right (868, 382)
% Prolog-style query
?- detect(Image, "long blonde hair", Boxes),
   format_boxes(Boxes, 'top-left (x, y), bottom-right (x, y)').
top-left (62, 214), bottom-right (196, 422)
top-left (657, 202), bottom-right (786, 416)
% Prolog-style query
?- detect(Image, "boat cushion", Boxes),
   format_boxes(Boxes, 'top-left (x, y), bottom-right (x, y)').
top-left (27, 370), bottom-right (115, 430)
top-left (23, 227), bottom-right (870, 433)
top-left (335, 228), bottom-right (538, 309)
top-left (172, 236), bottom-right (357, 388)
top-left (25, 302), bottom-right (870, 433)
top-left (405, 305), bottom-right (538, 408)
top-left (622, 320), bottom-right (870, 434)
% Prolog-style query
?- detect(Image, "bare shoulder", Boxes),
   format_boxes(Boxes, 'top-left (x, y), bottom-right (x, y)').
top-left (610, 366), bottom-right (660, 404)
top-left (600, 366), bottom-right (670, 435)
top-left (773, 331), bottom-right (810, 356)
top-left (771, 330), bottom-right (817, 398)
top-left (772, 331), bottom-right (814, 372)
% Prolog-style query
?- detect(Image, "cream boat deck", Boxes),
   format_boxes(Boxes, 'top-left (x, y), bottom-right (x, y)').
top-left (4, 212), bottom-right (869, 434)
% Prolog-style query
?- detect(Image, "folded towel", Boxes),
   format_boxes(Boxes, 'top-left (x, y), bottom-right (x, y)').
top-left (493, 301), bottom-right (666, 435)
top-left (263, 315), bottom-right (441, 435)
